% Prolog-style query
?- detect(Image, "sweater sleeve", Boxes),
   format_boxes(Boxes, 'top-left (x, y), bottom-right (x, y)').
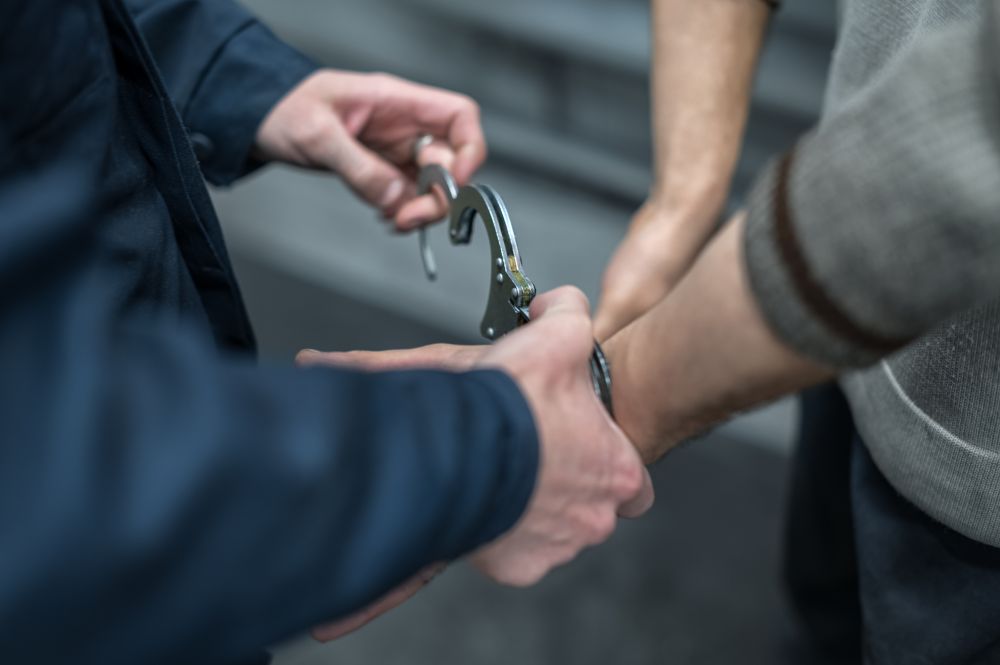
top-left (743, 0), bottom-right (1000, 367)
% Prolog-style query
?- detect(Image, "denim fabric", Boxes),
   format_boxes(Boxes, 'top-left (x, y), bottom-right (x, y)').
top-left (786, 384), bottom-right (1000, 665)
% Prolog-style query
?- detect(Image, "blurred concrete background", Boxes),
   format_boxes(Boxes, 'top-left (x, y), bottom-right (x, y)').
top-left (210, 2), bottom-right (839, 662)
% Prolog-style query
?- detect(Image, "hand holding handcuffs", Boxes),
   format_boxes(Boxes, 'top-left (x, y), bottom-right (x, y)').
top-left (411, 135), bottom-right (614, 417)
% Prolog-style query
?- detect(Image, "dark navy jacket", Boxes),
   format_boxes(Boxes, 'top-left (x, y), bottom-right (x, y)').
top-left (0, 1), bottom-right (538, 663)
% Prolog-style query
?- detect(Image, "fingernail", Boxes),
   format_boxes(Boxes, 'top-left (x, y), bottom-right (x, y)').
top-left (380, 179), bottom-right (405, 210)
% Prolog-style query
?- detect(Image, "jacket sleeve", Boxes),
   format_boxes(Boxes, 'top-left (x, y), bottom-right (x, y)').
top-left (742, 0), bottom-right (1000, 367)
top-left (124, 0), bottom-right (318, 185)
top-left (0, 111), bottom-right (538, 665)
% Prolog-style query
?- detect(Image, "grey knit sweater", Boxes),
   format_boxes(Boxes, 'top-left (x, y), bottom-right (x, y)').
top-left (744, 0), bottom-right (1000, 545)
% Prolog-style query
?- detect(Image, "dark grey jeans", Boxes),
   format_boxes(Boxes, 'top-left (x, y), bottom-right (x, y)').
top-left (785, 384), bottom-right (1000, 665)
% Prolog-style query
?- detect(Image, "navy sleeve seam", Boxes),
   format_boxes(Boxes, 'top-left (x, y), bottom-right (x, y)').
top-left (179, 16), bottom-right (258, 121)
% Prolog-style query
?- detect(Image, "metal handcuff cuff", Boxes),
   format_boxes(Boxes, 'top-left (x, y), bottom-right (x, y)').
top-left (411, 135), bottom-right (614, 417)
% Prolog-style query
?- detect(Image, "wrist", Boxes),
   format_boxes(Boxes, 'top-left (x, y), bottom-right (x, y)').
top-left (626, 196), bottom-right (725, 273)
top-left (602, 220), bottom-right (744, 463)
top-left (604, 323), bottom-right (679, 464)
top-left (647, 180), bottom-right (727, 227)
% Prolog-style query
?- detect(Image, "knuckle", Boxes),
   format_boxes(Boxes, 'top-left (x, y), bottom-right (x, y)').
top-left (570, 285), bottom-right (590, 307)
top-left (457, 94), bottom-right (480, 115)
top-left (548, 287), bottom-right (592, 328)
top-left (616, 458), bottom-right (645, 500)
top-left (569, 290), bottom-right (595, 327)
top-left (309, 69), bottom-right (335, 87)
top-left (351, 160), bottom-right (382, 189)
top-left (295, 113), bottom-right (335, 153)
top-left (553, 285), bottom-right (588, 308)
top-left (590, 510), bottom-right (617, 543)
top-left (364, 72), bottom-right (400, 95)
top-left (381, 72), bottom-right (408, 91)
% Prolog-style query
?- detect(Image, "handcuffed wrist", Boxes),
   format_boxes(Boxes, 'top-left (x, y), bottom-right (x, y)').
top-left (603, 327), bottom-right (665, 464)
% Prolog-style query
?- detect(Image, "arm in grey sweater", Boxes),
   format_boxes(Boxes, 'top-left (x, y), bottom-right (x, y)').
top-left (603, 0), bottom-right (1000, 461)
top-left (745, 0), bottom-right (1000, 367)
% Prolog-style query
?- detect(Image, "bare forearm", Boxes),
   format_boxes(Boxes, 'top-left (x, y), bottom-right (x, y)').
top-left (648, 0), bottom-right (770, 224)
top-left (594, 1), bottom-right (772, 340)
top-left (604, 215), bottom-right (831, 463)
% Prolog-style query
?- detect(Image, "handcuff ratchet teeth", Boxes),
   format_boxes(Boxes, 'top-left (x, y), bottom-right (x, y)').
top-left (413, 139), bottom-right (614, 417)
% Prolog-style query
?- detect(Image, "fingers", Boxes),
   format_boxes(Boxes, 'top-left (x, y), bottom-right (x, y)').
top-left (256, 70), bottom-right (487, 223)
top-left (394, 185), bottom-right (451, 232)
top-left (296, 345), bottom-right (485, 372)
top-left (323, 125), bottom-right (412, 216)
top-left (376, 79), bottom-right (487, 226)
top-left (415, 139), bottom-right (456, 171)
top-left (394, 195), bottom-right (444, 231)
top-left (407, 86), bottom-right (486, 185)
top-left (386, 136), bottom-right (464, 230)
top-left (528, 286), bottom-right (591, 321)
top-left (448, 125), bottom-right (487, 186)
top-left (444, 98), bottom-right (487, 184)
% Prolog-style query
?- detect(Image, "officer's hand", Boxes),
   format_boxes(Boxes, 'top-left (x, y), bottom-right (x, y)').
top-left (298, 287), bottom-right (654, 587)
top-left (470, 286), bottom-right (654, 585)
top-left (255, 69), bottom-right (486, 230)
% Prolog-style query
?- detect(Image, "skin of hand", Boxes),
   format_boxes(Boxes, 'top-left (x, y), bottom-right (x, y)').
top-left (604, 213), bottom-right (834, 464)
top-left (593, 0), bottom-right (771, 340)
top-left (309, 563), bottom-right (445, 642)
top-left (298, 286), bottom-right (654, 612)
top-left (254, 69), bottom-right (487, 230)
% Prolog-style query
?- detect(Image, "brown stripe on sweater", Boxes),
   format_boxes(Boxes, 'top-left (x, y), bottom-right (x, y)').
top-left (772, 150), bottom-right (910, 354)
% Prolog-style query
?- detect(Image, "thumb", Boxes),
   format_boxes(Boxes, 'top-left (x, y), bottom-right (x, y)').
top-left (325, 131), bottom-right (410, 214)
top-left (296, 348), bottom-right (413, 371)
top-left (529, 286), bottom-right (591, 321)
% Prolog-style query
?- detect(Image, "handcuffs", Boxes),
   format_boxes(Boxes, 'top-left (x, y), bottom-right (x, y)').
top-left (411, 136), bottom-right (614, 417)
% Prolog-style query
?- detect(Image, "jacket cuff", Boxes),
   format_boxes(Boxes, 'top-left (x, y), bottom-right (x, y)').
top-left (183, 20), bottom-right (317, 186)
top-left (743, 148), bottom-right (911, 368)
top-left (435, 369), bottom-right (540, 559)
